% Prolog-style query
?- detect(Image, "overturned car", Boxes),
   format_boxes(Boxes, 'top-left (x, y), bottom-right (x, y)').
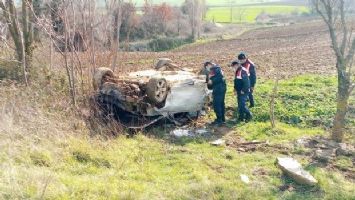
top-left (92, 59), bottom-right (210, 129)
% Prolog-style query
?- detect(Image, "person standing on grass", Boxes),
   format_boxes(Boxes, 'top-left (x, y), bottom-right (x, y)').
top-left (204, 61), bottom-right (227, 126)
top-left (237, 52), bottom-right (257, 108)
top-left (232, 60), bottom-right (253, 122)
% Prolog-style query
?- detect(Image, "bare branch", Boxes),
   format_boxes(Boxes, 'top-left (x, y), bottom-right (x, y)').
top-left (0, 57), bottom-right (21, 63)
top-left (314, 0), bottom-right (343, 60)
top-left (339, 0), bottom-right (348, 56)
top-left (314, 0), bottom-right (328, 24)
top-left (345, 38), bottom-right (355, 64)
top-left (350, 83), bottom-right (354, 94)
top-left (0, 1), bottom-right (5, 9)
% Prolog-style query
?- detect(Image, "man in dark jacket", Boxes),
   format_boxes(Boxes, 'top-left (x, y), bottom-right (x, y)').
top-left (232, 61), bottom-right (252, 122)
top-left (199, 62), bottom-right (210, 84)
top-left (204, 61), bottom-right (227, 126)
top-left (238, 52), bottom-right (256, 108)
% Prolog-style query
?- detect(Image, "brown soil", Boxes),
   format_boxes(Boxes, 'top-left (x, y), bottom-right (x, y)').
top-left (108, 20), bottom-right (336, 80)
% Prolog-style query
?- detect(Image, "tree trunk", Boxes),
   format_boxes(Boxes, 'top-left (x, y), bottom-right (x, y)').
top-left (0, 0), bottom-right (27, 81)
top-left (191, 0), bottom-right (196, 41)
top-left (270, 76), bottom-right (279, 129)
top-left (89, 0), bottom-right (96, 76)
top-left (19, 24), bottom-right (28, 86)
top-left (33, 0), bottom-right (41, 42)
top-left (22, 0), bottom-right (34, 72)
top-left (332, 68), bottom-right (351, 142)
top-left (312, 0), bottom-right (354, 142)
top-left (111, 8), bottom-right (122, 71)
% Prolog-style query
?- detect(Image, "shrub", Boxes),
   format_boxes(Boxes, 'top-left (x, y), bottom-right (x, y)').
top-left (0, 60), bottom-right (21, 80)
top-left (30, 151), bottom-right (52, 167)
top-left (148, 37), bottom-right (193, 52)
top-left (72, 150), bottom-right (111, 168)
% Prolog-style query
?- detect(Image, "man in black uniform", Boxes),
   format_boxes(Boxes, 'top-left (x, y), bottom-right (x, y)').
top-left (204, 61), bottom-right (227, 126)
top-left (238, 52), bottom-right (256, 108)
top-left (232, 60), bottom-right (252, 122)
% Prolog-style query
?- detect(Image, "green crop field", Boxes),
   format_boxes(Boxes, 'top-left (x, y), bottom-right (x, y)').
top-left (131, 0), bottom-right (281, 6)
top-left (205, 5), bottom-right (309, 23)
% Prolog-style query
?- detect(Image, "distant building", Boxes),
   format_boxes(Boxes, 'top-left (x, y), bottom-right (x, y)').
top-left (255, 13), bottom-right (271, 23)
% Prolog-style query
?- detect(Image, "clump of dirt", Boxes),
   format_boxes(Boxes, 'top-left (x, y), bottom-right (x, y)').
top-left (294, 136), bottom-right (355, 180)
top-left (223, 132), bottom-right (292, 154)
top-left (226, 139), bottom-right (292, 154)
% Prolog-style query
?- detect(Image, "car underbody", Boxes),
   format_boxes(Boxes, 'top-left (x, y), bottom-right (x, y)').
top-left (92, 59), bottom-right (210, 129)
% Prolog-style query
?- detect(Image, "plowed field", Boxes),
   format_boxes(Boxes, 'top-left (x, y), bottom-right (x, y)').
top-left (112, 21), bottom-right (335, 80)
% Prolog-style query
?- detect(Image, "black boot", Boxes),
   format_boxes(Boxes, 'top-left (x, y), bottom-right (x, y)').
top-left (245, 113), bottom-right (253, 122)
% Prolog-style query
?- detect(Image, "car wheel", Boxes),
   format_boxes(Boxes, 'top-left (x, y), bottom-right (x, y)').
top-left (93, 67), bottom-right (114, 90)
top-left (146, 78), bottom-right (168, 105)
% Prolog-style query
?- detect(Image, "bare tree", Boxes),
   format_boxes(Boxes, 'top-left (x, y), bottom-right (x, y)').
top-left (104, 0), bottom-right (123, 71)
top-left (0, 0), bottom-right (36, 85)
top-left (270, 53), bottom-right (281, 129)
top-left (312, 0), bottom-right (355, 142)
top-left (227, 0), bottom-right (236, 23)
top-left (0, 20), bottom-right (8, 42)
top-left (140, 2), bottom-right (174, 39)
top-left (32, 0), bottom-right (41, 41)
top-left (119, 2), bottom-right (137, 50)
top-left (47, 0), bottom-right (86, 106)
top-left (182, 0), bottom-right (205, 41)
top-left (237, 7), bottom-right (247, 23)
top-left (88, 0), bottom-right (96, 73)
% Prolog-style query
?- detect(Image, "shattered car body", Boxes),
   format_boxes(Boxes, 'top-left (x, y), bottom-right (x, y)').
top-left (129, 70), bottom-right (208, 116)
top-left (93, 59), bottom-right (210, 128)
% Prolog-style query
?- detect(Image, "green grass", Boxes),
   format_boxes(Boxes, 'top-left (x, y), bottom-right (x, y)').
top-left (3, 133), bottom-right (354, 199)
top-left (206, 6), bottom-right (309, 23)
top-left (234, 122), bottom-right (325, 143)
top-left (2, 132), bottom-right (354, 199)
top-left (1, 74), bottom-right (354, 199)
top-left (225, 75), bottom-right (355, 129)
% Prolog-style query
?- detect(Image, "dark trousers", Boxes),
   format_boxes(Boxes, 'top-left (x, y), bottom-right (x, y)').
top-left (237, 92), bottom-right (252, 120)
top-left (249, 88), bottom-right (255, 107)
top-left (213, 88), bottom-right (226, 123)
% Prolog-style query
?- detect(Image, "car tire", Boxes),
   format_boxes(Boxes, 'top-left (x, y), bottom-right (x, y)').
top-left (93, 67), bottom-right (114, 90)
top-left (146, 78), bottom-right (168, 105)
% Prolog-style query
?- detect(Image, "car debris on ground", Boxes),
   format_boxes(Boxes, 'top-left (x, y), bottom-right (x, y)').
top-left (210, 139), bottom-right (226, 146)
top-left (240, 174), bottom-right (250, 184)
top-left (277, 157), bottom-right (318, 186)
top-left (170, 127), bottom-right (212, 138)
top-left (294, 136), bottom-right (355, 163)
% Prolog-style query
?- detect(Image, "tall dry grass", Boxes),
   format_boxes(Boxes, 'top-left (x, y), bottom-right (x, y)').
top-left (0, 72), bottom-right (88, 198)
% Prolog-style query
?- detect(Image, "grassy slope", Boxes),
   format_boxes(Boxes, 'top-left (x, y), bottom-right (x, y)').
top-left (205, 6), bottom-right (309, 23)
top-left (1, 74), bottom-right (354, 199)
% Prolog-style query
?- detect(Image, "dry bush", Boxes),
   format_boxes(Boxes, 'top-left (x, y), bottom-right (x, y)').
top-left (0, 81), bottom-right (75, 198)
